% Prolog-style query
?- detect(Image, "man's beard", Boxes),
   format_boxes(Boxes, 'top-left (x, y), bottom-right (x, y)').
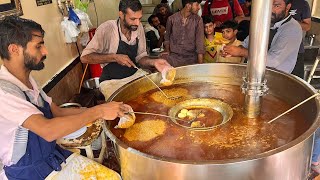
top-left (24, 51), bottom-right (46, 71)
top-left (124, 16), bottom-right (138, 31)
top-left (271, 10), bottom-right (286, 26)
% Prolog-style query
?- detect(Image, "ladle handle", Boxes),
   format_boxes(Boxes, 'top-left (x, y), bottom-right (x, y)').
top-left (133, 66), bottom-right (170, 98)
top-left (128, 111), bottom-right (182, 121)
top-left (268, 93), bottom-right (320, 123)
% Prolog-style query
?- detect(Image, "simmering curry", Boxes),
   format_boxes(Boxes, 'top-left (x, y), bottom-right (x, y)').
top-left (109, 82), bottom-right (310, 161)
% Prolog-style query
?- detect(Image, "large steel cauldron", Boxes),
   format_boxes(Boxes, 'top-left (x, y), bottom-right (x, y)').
top-left (103, 64), bottom-right (320, 180)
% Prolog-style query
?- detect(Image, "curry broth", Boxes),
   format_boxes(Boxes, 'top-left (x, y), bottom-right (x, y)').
top-left (109, 82), bottom-right (310, 161)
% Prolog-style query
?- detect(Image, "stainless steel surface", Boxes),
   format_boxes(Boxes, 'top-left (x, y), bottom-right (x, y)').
top-left (244, 0), bottom-right (272, 118)
top-left (304, 37), bottom-right (320, 49)
top-left (82, 77), bottom-right (100, 89)
top-left (104, 64), bottom-right (320, 180)
top-left (127, 111), bottom-right (183, 122)
top-left (168, 98), bottom-right (233, 131)
top-left (59, 102), bottom-right (82, 108)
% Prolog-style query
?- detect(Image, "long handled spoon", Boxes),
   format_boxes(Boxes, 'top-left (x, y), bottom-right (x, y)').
top-left (268, 92), bottom-right (320, 123)
top-left (127, 111), bottom-right (196, 123)
top-left (133, 66), bottom-right (182, 100)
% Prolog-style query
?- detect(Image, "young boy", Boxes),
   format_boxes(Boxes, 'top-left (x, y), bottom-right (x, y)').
top-left (217, 20), bottom-right (244, 63)
top-left (203, 16), bottom-right (217, 63)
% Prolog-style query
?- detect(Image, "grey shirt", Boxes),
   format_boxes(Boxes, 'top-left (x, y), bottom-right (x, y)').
top-left (242, 15), bottom-right (302, 73)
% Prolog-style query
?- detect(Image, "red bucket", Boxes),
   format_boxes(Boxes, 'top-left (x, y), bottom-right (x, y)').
top-left (87, 28), bottom-right (102, 78)
top-left (89, 64), bottom-right (102, 78)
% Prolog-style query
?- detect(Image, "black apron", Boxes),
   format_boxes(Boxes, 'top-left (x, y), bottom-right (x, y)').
top-left (4, 91), bottom-right (72, 179)
top-left (99, 20), bottom-right (139, 82)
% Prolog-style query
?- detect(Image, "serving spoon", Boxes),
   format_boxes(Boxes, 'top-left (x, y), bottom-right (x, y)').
top-left (127, 111), bottom-right (197, 124)
top-left (133, 65), bottom-right (182, 100)
top-left (268, 92), bottom-right (320, 123)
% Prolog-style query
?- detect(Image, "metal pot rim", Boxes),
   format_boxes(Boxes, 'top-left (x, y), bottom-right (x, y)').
top-left (104, 64), bottom-right (320, 164)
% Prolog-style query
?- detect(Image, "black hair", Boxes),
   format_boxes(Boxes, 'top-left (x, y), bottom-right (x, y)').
top-left (161, 0), bottom-right (168, 3)
top-left (182, 0), bottom-right (202, 8)
top-left (284, 0), bottom-right (292, 5)
top-left (119, 0), bottom-right (142, 14)
top-left (202, 15), bottom-right (213, 25)
top-left (220, 20), bottom-right (239, 31)
top-left (148, 15), bottom-right (158, 25)
top-left (0, 16), bottom-right (44, 60)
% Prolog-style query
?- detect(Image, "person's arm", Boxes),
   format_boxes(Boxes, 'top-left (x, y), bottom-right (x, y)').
top-left (299, 1), bottom-right (312, 31)
top-left (234, 16), bottom-right (250, 23)
top-left (23, 101), bottom-right (129, 142)
top-left (157, 25), bottom-right (166, 48)
top-left (198, 54), bottom-right (204, 64)
top-left (299, 18), bottom-right (311, 31)
top-left (223, 45), bottom-right (249, 58)
top-left (163, 16), bottom-right (173, 53)
top-left (81, 53), bottom-right (135, 67)
top-left (139, 57), bottom-right (171, 72)
top-left (196, 18), bottom-right (205, 64)
top-left (233, 0), bottom-right (245, 18)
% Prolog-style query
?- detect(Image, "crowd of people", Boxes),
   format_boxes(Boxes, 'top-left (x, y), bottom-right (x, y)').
top-left (0, 0), bottom-right (318, 179)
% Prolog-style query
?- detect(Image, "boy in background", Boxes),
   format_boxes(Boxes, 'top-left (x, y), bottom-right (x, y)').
top-left (203, 16), bottom-right (217, 63)
top-left (218, 20), bottom-right (244, 63)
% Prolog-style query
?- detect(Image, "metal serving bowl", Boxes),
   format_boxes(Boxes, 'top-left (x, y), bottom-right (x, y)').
top-left (82, 77), bottom-right (100, 89)
top-left (168, 98), bottom-right (233, 131)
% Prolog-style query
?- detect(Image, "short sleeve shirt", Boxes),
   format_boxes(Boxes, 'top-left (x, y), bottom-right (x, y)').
top-left (81, 20), bottom-right (148, 65)
top-left (0, 65), bottom-right (52, 168)
top-left (202, 0), bottom-right (244, 23)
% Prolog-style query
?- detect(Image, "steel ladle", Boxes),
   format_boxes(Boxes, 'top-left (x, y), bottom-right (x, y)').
top-left (127, 111), bottom-right (197, 124)
top-left (268, 92), bottom-right (320, 123)
top-left (133, 66), bottom-right (182, 100)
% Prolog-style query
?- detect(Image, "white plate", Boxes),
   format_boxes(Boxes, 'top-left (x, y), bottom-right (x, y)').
top-left (63, 127), bottom-right (87, 139)
top-left (152, 48), bottom-right (164, 53)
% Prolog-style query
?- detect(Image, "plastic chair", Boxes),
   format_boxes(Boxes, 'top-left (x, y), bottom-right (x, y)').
top-left (57, 120), bottom-right (107, 164)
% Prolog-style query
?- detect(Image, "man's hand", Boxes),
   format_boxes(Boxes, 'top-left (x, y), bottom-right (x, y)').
top-left (222, 45), bottom-right (248, 58)
top-left (98, 101), bottom-right (131, 120)
top-left (157, 25), bottom-right (166, 36)
top-left (234, 16), bottom-right (250, 23)
top-left (114, 54), bottom-right (136, 67)
top-left (153, 59), bottom-right (172, 72)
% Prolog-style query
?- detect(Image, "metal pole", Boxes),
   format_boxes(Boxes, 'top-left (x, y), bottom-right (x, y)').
top-left (243, 0), bottom-right (273, 118)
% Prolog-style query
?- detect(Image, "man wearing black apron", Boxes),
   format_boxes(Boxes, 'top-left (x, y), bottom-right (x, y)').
top-left (222, 0), bottom-right (302, 75)
top-left (81, 0), bottom-right (172, 99)
top-left (0, 16), bottom-right (129, 179)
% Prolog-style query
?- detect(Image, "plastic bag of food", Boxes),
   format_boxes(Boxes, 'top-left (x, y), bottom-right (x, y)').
top-left (160, 67), bottom-right (176, 86)
top-left (115, 107), bottom-right (136, 129)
